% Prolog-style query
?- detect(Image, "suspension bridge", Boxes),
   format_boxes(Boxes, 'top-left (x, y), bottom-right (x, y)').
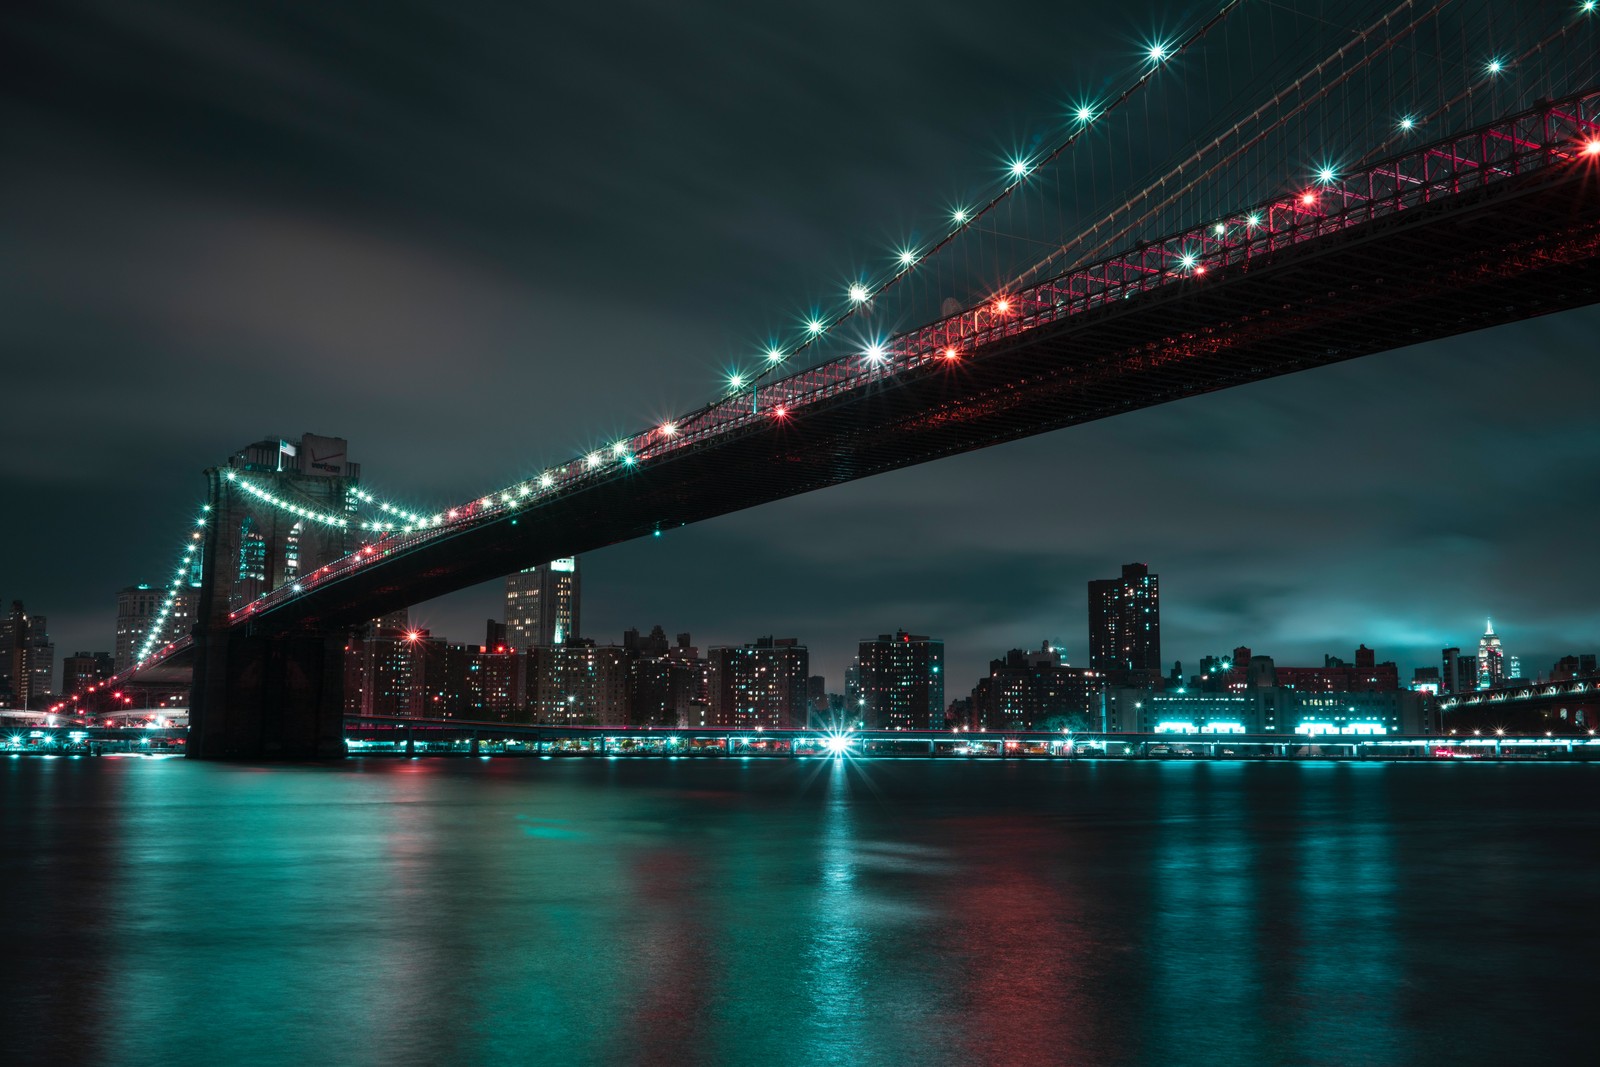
top-left (47, 1), bottom-right (1600, 757)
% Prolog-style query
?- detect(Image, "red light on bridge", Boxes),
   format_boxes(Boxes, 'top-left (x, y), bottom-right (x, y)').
top-left (993, 298), bottom-right (1012, 314)
top-left (1300, 191), bottom-right (1317, 206)
top-left (1584, 139), bottom-right (1600, 157)
top-left (772, 405), bottom-right (788, 419)
top-left (943, 347), bottom-right (959, 359)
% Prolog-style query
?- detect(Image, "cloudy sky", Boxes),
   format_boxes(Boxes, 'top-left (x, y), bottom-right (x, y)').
top-left (4, 0), bottom-right (1597, 693)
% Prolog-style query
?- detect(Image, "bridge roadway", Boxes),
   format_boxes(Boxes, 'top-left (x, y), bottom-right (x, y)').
top-left (223, 90), bottom-right (1600, 637)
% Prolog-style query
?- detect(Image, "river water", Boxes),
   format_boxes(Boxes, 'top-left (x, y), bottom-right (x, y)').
top-left (2, 756), bottom-right (1594, 1067)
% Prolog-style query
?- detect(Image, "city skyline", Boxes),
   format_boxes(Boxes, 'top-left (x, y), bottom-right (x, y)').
top-left (5, 0), bottom-right (1597, 701)
top-left (9, 562), bottom-right (1581, 712)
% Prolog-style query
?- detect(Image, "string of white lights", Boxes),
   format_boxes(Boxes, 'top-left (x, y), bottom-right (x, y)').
top-left (738, 0), bottom-right (1248, 387)
top-left (134, 505), bottom-right (211, 663)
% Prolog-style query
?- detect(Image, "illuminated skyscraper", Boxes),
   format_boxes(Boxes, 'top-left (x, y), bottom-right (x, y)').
top-left (505, 557), bottom-right (580, 648)
top-left (1088, 563), bottom-right (1161, 686)
top-left (1477, 619), bottom-right (1505, 690)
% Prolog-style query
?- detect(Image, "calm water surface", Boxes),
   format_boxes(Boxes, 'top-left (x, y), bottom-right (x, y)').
top-left (2, 757), bottom-right (1595, 1066)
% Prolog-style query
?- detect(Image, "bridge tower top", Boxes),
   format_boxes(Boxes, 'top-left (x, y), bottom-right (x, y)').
top-left (197, 434), bottom-right (362, 632)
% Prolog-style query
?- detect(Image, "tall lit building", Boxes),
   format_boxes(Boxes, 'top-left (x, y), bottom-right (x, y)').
top-left (505, 558), bottom-right (580, 648)
top-left (530, 639), bottom-right (628, 723)
top-left (1, 602), bottom-right (54, 709)
top-left (1088, 563), bottom-right (1161, 687)
top-left (857, 631), bottom-right (944, 730)
top-left (114, 585), bottom-right (162, 671)
top-left (1477, 619), bottom-right (1505, 690)
top-left (706, 637), bottom-right (810, 730)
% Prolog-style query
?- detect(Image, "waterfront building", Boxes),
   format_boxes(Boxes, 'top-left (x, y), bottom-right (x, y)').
top-left (857, 631), bottom-right (944, 730)
top-left (707, 636), bottom-right (809, 729)
top-left (530, 640), bottom-right (629, 723)
top-left (1106, 685), bottom-right (1424, 735)
top-left (970, 642), bottom-right (1103, 730)
top-left (343, 619), bottom-right (442, 717)
top-left (465, 643), bottom-right (526, 721)
top-left (626, 628), bottom-right (704, 726)
top-left (1088, 563), bottom-right (1161, 687)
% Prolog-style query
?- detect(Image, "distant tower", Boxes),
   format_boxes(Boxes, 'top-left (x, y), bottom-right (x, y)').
top-left (1477, 619), bottom-right (1505, 690)
top-left (505, 558), bottom-right (580, 648)
top-left (1088, 563), bottom-right (1161, 686)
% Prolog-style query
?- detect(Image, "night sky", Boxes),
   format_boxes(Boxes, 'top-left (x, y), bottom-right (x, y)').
top-left (4, 0), bottom-right (1597, 693)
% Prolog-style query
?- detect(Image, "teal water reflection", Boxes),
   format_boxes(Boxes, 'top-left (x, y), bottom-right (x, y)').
top-left (1, 757), bottom-right (1593, 1066)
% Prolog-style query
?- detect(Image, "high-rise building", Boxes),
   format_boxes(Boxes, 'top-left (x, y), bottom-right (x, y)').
top-left (1, 602), bottom-right (54, 709)
top-left (1088, 563), bottom-right (1161, 687)
top-left (707, 637), bottom-right (810, 730)
top-left (857, 631), bottom-right (944, 730)
top-left (1477, 619), bottom-right (1505, 690)
top-left (114, 585), bottom-right (162, 671)
top-left (505, 557), bottom-right (580, 648)
top-left (1441, 647), bottom-right (1462, 694)
top-left (343, 617), bottom-right (440, 718)
top-left (530, 640), bottom-right (629, 723)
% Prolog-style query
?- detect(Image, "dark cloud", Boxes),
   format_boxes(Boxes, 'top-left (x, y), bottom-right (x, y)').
top-left (2, 0), bottom-right (1596, 694)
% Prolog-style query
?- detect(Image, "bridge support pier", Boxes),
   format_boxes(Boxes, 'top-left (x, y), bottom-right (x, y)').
top-left (189, 627), bottom-right (347, 760)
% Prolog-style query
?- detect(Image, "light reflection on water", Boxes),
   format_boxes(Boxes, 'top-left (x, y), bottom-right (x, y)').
top-left (1, 757), bottom-right (1594, 1067)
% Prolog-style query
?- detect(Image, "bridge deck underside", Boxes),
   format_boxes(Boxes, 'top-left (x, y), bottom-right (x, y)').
top-left (253, 167), bottom-right (1600, 633)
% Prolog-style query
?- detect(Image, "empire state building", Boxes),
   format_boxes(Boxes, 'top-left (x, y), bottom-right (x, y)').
top-left (1477, 619), bottom-right (1505, 690)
